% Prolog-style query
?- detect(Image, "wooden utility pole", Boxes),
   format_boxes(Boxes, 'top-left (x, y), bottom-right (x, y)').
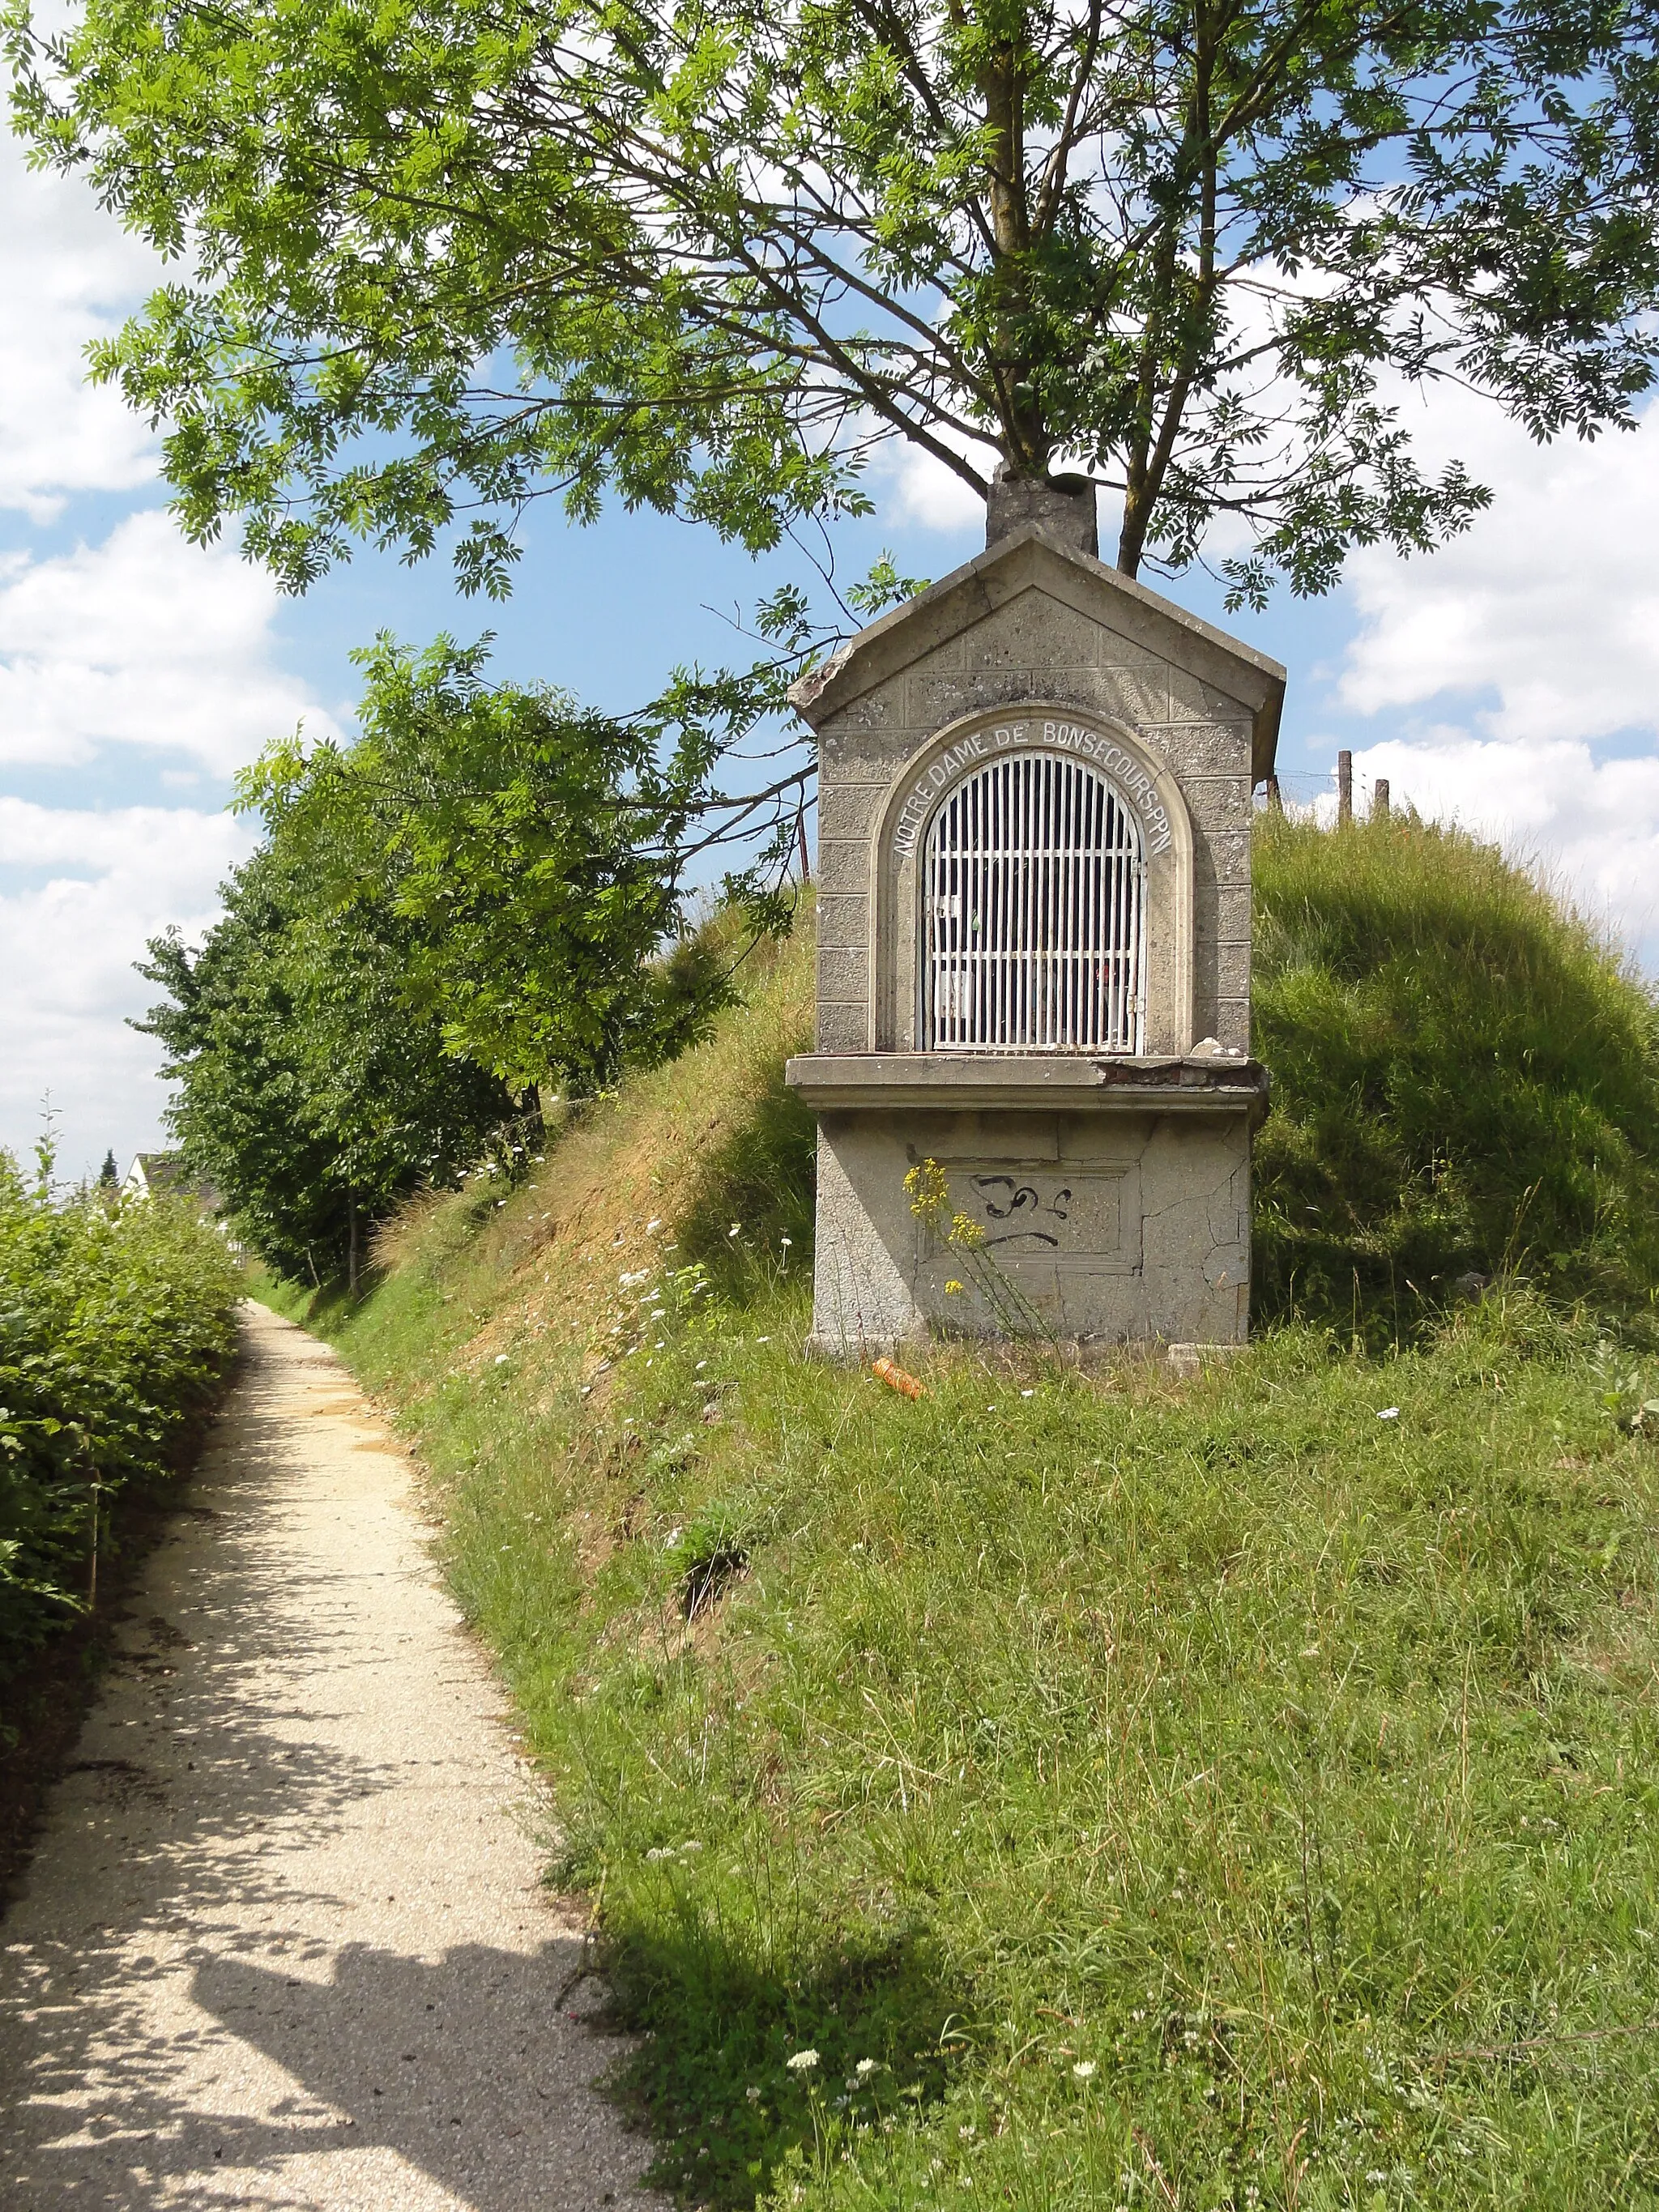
top-left (1337, 750), bottom-right (1353, 825)
top-left (1374, 778), bottom-right (1390, 819)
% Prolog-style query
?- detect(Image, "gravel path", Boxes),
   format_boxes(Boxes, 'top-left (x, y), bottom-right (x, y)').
top-left (0, 1301), bottom-right (665, 2211)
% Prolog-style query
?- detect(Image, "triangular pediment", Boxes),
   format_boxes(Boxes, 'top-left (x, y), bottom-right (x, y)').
top-left (789, 524), bottom-right (1286, 783)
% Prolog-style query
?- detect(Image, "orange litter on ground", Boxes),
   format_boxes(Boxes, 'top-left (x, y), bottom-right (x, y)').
top-left (872, 1357), bottom-right (927, 1400)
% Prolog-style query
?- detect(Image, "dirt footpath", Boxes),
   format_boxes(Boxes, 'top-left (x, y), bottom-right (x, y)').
top-left (0, 1302), bottom-right (664, 2211)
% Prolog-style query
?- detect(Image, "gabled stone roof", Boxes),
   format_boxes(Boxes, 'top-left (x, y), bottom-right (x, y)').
top-left (789, 522), bottom-right (1286, 785)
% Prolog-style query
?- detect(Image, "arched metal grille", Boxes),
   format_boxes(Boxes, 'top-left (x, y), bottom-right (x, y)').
top-left (920, 752), bottom-right (1145, 1053)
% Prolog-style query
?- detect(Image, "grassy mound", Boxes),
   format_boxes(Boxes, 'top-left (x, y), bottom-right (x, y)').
top-left (266, 859), bottom-right (1659, 2211)
top-left (1253, 812), bottom-right (1659, 1331)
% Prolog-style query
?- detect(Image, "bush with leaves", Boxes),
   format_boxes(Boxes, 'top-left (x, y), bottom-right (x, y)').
top-left (0, 1149), bottom-right (241, 1691)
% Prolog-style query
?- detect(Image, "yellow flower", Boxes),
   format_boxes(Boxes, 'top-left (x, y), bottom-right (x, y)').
top-left (904, 1157), bottom-right (951, 1225)
top-left (945, 1279), bottom-right (965, 1295)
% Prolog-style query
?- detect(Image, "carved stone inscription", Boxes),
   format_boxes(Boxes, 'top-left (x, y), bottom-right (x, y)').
top-left (889, 718), bottom-right (1175, 859)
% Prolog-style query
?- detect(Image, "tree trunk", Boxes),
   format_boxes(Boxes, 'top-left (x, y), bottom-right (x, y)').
top-left (348, 1194), bottom-right (359, 1299)
top-left (980, 39), bottom-right (1046, 474)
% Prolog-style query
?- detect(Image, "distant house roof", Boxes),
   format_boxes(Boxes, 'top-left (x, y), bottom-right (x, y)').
top-left (122, 1153), bottom-right (224, 1216)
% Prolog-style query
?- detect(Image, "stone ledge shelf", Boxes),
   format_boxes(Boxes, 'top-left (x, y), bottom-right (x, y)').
top-left (785, 1052), bottom-right (1270, 1123)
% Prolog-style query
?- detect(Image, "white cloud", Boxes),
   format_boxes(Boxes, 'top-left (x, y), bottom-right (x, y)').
top-left (1321, 386), bottom-right (1659, 969)
top-left (881, 445), bottom-right (987, 535)
top-left (1338, 390), bottom-right (1659, 744)
top-left (0, 139), bottom-right (341, 1177)
top-left (0, 509), bottom-right (339, 774)
top-left (0, 135), bottom-right (162, 518)
top-left (0, 799), bottom-right (255, 1178)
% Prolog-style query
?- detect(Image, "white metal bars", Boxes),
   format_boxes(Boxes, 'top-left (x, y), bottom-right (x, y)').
top-left (920, 751), bottom-right (1145, 1053)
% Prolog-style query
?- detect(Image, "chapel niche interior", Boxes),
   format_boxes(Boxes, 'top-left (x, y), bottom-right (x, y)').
top-left (919, 750), bottom-right (1147, 1057)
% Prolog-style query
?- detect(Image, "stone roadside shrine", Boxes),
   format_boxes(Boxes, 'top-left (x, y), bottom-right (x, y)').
top-left (784, 471), bottom-right (1285, 1356)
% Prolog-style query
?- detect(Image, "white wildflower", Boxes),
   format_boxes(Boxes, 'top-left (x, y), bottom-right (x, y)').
top-left (1073, 2061), bottom-right (1097, 2079)
top-left (786, 2048), bottom-right (820, 2072)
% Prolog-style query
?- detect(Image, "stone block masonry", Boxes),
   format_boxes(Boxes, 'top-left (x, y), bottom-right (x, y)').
top-left (787, 512), bottom-right (1284, 1354)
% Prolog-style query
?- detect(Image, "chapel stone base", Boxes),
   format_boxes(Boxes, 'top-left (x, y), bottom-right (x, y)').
top-left (787, 1054), bottom-right (1268, 1357)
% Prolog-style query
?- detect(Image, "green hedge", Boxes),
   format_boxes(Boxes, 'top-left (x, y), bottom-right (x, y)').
top-left (0, 1155), bottom-right (242, 1693)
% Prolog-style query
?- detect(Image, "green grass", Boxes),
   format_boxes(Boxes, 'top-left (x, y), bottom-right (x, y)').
top-left (265, 881), bottom-right (1659, 2210)
top-left (1253, 812), bottom-right (1659, 1332)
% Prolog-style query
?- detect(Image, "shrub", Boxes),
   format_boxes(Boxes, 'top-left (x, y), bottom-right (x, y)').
top-left (0, 1154), bottom-right (241, 1690)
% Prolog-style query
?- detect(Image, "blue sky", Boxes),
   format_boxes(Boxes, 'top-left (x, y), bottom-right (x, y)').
top-left (4, 133), bottom-right (1657, 1181)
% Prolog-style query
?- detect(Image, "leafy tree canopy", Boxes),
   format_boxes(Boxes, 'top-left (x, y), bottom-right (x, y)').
top-left (12, 0), bottom-right (1659, 606)
top-left (138, 634), bottom-right (759, 1275)
top-left (137, 832), bottom-right (518, 1280)
top-left (241, 633), bottom-right (748, 1094)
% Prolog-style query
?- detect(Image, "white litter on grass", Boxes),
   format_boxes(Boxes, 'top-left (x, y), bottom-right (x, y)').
top-left (1377, 1406), bottom-right (1401, 1420)
top-left (494, 1353), bottom-right (510, 1365)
